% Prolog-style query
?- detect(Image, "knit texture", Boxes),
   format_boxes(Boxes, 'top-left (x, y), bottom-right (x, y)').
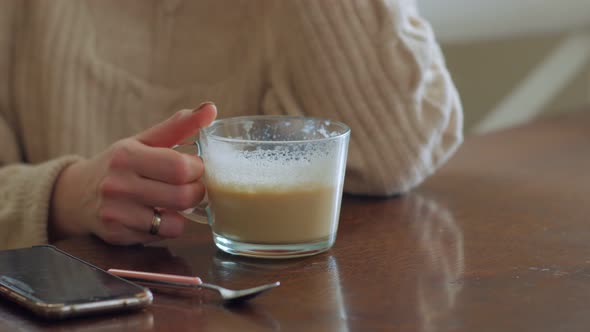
top-left (0, 0), bottom-right (462, 248)
top-left (0, 156), bottom-right (82, 249)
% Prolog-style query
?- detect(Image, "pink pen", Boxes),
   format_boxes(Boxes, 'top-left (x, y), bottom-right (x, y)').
top-left (108, 268), bottom-right (202, 286)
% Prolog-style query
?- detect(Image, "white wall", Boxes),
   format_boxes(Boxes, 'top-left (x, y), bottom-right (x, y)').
top-left (418, 0), bottom-right (590, 43)
top-left (417, 0), bottom-right (590, 133)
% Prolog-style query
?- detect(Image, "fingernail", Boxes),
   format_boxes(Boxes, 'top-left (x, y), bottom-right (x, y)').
top-left (194, 101), bottom-right (215, 113)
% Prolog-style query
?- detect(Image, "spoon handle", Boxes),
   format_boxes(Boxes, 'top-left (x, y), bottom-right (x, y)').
top-left (108, 269), bottom-right (203, 286)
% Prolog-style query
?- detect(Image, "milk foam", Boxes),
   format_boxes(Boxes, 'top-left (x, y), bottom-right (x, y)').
top-left (204, 143), bottom-right (340, 191)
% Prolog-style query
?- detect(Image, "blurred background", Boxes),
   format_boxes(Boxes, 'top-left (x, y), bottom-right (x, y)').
top-left (418, 0), bottom-right (590, 134)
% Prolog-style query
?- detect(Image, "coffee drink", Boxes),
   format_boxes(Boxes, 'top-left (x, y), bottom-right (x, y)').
top-left (208, 182), bottom-right (339, 244)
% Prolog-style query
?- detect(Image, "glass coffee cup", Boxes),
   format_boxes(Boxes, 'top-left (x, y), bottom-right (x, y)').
top-left (181, 116), bottom-right (350, 258)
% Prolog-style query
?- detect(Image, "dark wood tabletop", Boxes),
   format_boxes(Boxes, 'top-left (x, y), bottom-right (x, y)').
top-left (1, 110), bottom-right (589, 331)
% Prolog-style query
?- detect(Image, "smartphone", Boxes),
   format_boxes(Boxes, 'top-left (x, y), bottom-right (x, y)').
top-left (0, 245), bottom-right (152, 319)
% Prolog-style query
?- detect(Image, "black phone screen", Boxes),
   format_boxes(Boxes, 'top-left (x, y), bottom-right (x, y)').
top-left (0, 246), bottom-right (145, 304)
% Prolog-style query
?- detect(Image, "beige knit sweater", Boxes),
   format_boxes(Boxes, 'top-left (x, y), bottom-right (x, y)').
top-left (0, 0), bottom-right (462, 249)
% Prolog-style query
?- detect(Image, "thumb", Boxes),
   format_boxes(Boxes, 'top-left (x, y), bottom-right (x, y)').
top-left (136, 102), bottom-right (217, 147)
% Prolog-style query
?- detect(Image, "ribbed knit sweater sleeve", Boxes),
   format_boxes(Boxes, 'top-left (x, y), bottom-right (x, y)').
top-left (0, 156), bottom-right (83, 249)
top-left (262, 0), bottom-right (463, 195)
top-left (0, 1), bottom-right (81, 249)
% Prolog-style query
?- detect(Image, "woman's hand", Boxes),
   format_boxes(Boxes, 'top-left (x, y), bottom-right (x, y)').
top-left (49, 103), bottom-right (217, 245)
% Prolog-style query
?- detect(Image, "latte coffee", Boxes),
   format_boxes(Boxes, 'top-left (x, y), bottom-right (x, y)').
top-left (208, 182), bottom-right (339, 244)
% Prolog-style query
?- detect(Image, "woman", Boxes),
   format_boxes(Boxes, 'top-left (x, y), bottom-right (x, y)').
top-left (0, 0), bottom-right (462, 249)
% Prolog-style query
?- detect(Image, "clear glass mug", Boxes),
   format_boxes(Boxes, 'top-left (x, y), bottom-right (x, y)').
top-left (180, 115), bottom-right (350, 258)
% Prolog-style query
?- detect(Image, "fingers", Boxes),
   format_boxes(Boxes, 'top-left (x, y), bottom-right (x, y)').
top-left (136, 102), bottom-right (217, 148)
top-left (136, 180), bottom-right (206, 211)
top-left (98, 199), bottom-right (186, 239)
top-left (130, 144), bottom-right (204, 184)
top-left (99, 173), bottom-right (206, 211)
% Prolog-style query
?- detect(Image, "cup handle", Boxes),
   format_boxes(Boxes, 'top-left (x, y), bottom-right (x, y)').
top-left (172, 142), bottom-right (211, 225)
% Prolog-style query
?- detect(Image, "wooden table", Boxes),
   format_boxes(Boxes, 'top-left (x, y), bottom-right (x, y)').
top-left (1, 111), bottom-right (589, 331)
